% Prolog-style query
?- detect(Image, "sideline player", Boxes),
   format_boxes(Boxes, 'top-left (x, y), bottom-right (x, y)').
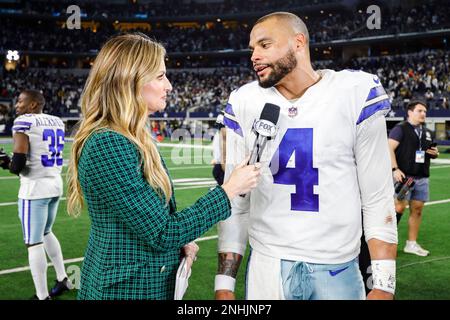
top-left (0, 90), bottom-right (73, 299)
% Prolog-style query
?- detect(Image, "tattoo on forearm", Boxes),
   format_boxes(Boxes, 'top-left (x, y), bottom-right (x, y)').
top-left (217, 252), bottom-right (242, 278)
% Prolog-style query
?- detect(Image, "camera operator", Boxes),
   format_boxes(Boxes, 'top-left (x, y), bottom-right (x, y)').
top-left (388, 100), bottom-right (439, 257)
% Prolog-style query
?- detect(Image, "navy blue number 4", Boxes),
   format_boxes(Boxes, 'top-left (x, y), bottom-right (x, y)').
top-left (270, 128), bottom-right (319, 212)
top-left (41, 129), bottom-right (65, 167)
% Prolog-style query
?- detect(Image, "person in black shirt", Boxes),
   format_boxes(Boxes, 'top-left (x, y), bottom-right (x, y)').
top-left (388, 101), bottom-right (439, 256)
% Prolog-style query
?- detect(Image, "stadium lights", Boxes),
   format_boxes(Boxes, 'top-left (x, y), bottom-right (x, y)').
top-left (6, 50), bottom-right (19, 62)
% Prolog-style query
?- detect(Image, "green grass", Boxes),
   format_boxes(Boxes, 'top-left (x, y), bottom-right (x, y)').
top-left (0, 141), bottom-right (449, 300)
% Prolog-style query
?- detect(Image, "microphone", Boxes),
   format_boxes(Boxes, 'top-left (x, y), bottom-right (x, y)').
top-left (239, 103), bottom-right (280, 197)
top-left (248, 103), bottom-right (281, 165)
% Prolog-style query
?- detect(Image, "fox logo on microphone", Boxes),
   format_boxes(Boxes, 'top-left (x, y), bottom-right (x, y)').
top-left (253, 119), bottom-right (278, 137)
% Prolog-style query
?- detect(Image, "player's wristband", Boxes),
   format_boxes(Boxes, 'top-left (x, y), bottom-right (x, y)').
top-left (214, 275), bottom-right (236, 292)
top-left (371, 260), bottom-right (396, 295)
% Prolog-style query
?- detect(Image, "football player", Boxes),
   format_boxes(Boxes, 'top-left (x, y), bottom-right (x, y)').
top-left (215, 12), bottom-right (397, 300)
top-left (1, 90), bottom-right (73, 299)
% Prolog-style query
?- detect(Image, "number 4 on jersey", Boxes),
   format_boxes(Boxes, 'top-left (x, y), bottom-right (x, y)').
top-left (270, 128), bottom-right (319, 212)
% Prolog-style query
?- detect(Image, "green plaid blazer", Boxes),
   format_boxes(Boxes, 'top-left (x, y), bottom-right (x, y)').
top-left (77, 130), bottom-right (231, 300)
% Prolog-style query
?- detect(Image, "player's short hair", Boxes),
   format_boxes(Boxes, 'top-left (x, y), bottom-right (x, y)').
top-left (406, 100), bottom-right (427, 114)
top-left (22, 89), bottom-right (45, 110)
top-left (254, 12), bottom-right (309, 43)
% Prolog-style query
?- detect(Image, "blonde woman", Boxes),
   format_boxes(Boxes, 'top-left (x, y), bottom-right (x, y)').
top-left (67, 33), bottom-right (259, 300)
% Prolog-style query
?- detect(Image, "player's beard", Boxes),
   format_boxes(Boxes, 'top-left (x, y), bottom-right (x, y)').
top-left (257, 49), bottom-right (297, 88)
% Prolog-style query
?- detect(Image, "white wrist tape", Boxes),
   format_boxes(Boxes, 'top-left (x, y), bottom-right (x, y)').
top-left (214, 275), bottom-right (236, 292)
top-left (371, 260), bottom-right (396, 294)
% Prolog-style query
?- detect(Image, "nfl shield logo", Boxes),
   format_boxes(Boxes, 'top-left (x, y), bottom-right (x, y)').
top-left (288, 105), bottom-right (298, 117)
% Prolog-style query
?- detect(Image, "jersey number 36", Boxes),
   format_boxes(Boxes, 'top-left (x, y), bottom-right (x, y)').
top-left (41, 129), bottom-right (65, 167)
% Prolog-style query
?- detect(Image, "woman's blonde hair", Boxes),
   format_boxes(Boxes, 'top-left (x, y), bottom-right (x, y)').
top-left (67, 33), bottom-right (172, 217)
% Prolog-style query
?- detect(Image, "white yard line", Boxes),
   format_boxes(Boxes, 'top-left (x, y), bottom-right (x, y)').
top-left (424, 199), bottom-right (450, 206)
top-left (398, 257), bottom-right (450, 269)
top-left (0, 235), bottom-right (219, 276)
top-left (167, 165), bottom-right (212, 171)
top-left (430, 165), bottom-right (450, 169)
top-left (1, 199), bottom-right (450, 275)
top-left (158, 143), bottom-right (213, 150)
top-left (174, 181), bottom-right (216, 187)
top-left (431, 159), bottom-right (450, 165)
top-left (0, 182), bottom-right (218, 207)
top-left (0, 165), bottom-right (212, 180)
top-left (2, 229), bottom-right (450, 276)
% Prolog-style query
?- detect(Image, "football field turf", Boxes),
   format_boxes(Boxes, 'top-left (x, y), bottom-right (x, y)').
top-left (0, 141), bottom-right (449, 300)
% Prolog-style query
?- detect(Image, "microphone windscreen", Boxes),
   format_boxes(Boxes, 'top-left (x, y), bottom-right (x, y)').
top-left (260, 103), bottom-right (281, 125)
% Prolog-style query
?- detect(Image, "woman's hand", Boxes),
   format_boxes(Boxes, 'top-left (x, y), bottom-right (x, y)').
top-left (221, 156), bottom-right (261, 200)
top-left (182, 241), bottom-right (199, 270)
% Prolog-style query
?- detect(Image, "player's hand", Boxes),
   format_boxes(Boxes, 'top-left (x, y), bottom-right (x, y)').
top-left (367, 289), bottom-right (394, 300)
top-left (222, 156), bottom-right (261, 199)
top-left (393, 168), bottom-right (405, 183)
top-left (426, 147), bottom-right (439, 158)
top-left (0, 148), bottom-right (11, 170)
top-left (215, 290), bottom-right (235, 300)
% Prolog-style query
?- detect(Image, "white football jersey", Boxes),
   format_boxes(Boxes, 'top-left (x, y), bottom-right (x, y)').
top-left (219, 69), bottom-right (397, 264)
top-left (212, 131), bottom-right (222, 163)
top-left (12, 113), bottom-right (65, 199)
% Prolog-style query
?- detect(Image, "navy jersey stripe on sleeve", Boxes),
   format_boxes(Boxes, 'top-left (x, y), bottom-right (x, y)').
top-left (224, 103), bottom-right (235, 117)
top-left (12, 126), bottom-right (31, 132)
top-left (366, 85), bottom-right (387, 102)
top-left (14, 121), bottom-right (32, 127)
top-left (223, 115), bottom-right (243, 137)
top-left (356, 99), bottom-right (391, 125)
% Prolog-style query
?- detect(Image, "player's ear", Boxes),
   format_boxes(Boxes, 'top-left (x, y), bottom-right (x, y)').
top-left (29, 100), bottom-right (39, 113)
top-left (294, 33), bottom-right (307, 52)
top-left (29, 100), bottom-right (37, 110)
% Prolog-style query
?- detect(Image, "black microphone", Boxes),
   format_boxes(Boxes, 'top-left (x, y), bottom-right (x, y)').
top-left (248, 103), bottom-right (281, 165)
top-left (239, 103), bottom-right (280, 197)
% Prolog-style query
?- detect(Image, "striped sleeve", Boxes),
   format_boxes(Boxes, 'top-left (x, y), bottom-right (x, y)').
top-left (218, 89), bottom-right (249, 255)
top-left (12, 115), bottom-right (34, 134)
top-left (356, 76), bottom-right (391, 125)
top-left (354, 75), bottom-right (397, 243)
top-left (12, 120), bottom-right (33, 133)
top-left (223, 91), bottom-right (243, 137)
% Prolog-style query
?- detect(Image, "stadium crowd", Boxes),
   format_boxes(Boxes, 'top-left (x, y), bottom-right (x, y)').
top-left (318, 50), bottom-right (450, 110)
top-left (1, 50), bottom-right (449, 121)
top-left (2, 0), bottom-right (340, 19)
top-left (1, 1), bottom-right (449, 53)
